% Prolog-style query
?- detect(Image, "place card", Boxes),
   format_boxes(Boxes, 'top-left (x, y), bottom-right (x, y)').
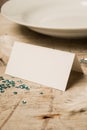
top-left (5, 41), bottom-right (83, 91)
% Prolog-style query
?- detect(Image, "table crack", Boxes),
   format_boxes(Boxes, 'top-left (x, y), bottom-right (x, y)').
top-left (0, 98), bottom-right (22, 130)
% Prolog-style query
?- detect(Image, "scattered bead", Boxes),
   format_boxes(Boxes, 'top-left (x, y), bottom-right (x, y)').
top-left (40, 92), bottom-right (44, 95)
top-left (17, 80), bottom-right (23, 84)
top-left (10, 80), bottom-right (15, 87)
top-left (13, 92), bottom-right (18, 95)
top-left (25, 85), bottom-right (30, 90)
top-left (19, 84), bottom-right (25, 89)
top-left (2, 80), bottom-right (6, 83)
top-left (22, 100), bottom-right (27, 104)
top-left (0, 89), bottom-right (5, 93)
top-left (5, 80), bottom-right (10, 84)
top-left (0, 76), bottom-right (30, 93)
top-left (6, 84), bottom-right (11, 88)
top-left (80, 58), bottom-right (87, 64)
top-left (1, 84), bottom-right (6, 89)
top-left (0, 76), bottom-right (4, 81)
top-left (19, 84), bottom-right (30, 90)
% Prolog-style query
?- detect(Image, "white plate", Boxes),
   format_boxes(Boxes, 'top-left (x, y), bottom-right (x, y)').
top-left (1, 0), bottom-right (87, 37)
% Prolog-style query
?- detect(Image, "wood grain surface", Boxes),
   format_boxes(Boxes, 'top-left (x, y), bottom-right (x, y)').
top-left (0, 7), bottom-right (87, 130)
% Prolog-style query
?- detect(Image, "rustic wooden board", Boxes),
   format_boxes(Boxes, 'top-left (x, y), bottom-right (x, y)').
top-left (0, 9), bottom-right (87, 130)
top-left (0, 74), bottom-right (87, 130)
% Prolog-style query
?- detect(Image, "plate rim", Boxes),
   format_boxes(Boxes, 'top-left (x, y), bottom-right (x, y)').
top-left (1, 0), bottom-right (87, 32)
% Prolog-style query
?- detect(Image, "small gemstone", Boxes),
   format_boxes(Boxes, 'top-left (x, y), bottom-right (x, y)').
top-left (4, 86), bottom-right (8, 89)
top-left (80, 58), bottom-right (87, 63)
top-left (0, 76), bottom-right (4, 81)
top-left (1, 84), bottom-right (5, 89)
top-left (10, 80), bottom-right (15, 87)
top-left (25, 86), bottom-right (30, 90)
top-left (22, 100), bottom-right (27, 104)
top-left (17, 80), bottom-right (23, 84)
top-left (0, 88), bottom-right (2, 90)
top-left (0, 89), bottom-right (5, 93)
top-left (5, 80), bottom-right (10, 84)
top-left (0, 77), bottom-right (30, 94)
top-left (19, 85), bottom-right (25, 89)
top-left (2, 80), bottom-right (6, 83)
top-left (13, 92), bottom-right (18, 95)
top-left (6, 84), bottom-right (11, 88)
top-left (40, 92), bottom-right (44, 95)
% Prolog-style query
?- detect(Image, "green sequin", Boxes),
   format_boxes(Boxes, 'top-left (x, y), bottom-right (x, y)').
top-left (0, 76), bottom-right (4, 81)
top-left (22, 100), bottom-right (27, 104)
top-left (13, 92), bottom-right (18, 95)
top-left (19, 84), bottom-right (25, 89)
top-left (40, 92), bottom-right (44, 95)
top-left (0, 76), bottom-right (30, 93)
top-left (0, 89), bottom-right (5, 93)
top-left (25, 85), bottom-right (30, 90)
top-left (17, 80), bottom-right (23, 84)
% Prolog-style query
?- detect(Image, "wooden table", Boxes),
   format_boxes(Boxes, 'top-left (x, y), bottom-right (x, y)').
top-left (1, 10), bottom-right (87, 130)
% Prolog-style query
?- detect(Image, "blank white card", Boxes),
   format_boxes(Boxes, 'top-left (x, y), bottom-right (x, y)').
top-left (5, 42), bottom-right (82, 91)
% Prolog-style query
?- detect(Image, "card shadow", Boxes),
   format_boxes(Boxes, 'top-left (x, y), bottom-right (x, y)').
top-left (66, 71), bottom-right (84, 90)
